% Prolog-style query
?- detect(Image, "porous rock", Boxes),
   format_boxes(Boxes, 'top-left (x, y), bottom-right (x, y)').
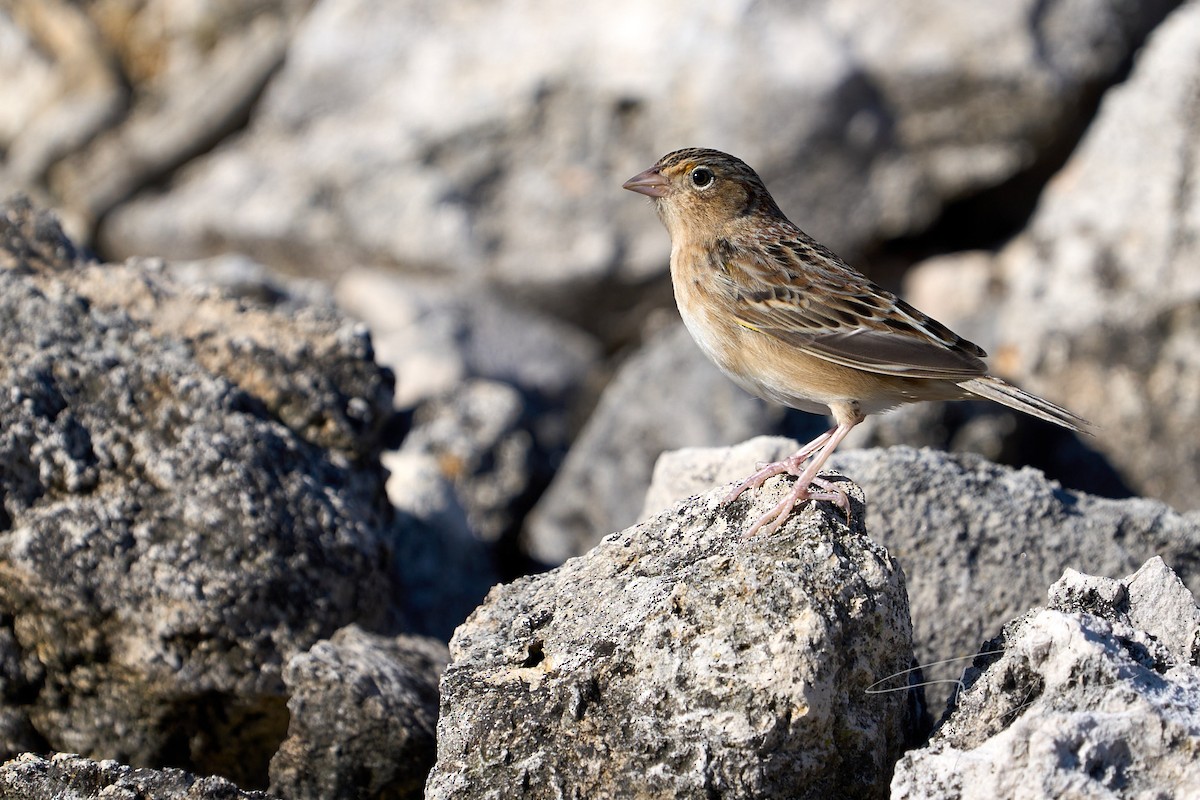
top-left (644, 439), bottom-right (1200, 715)
top-left (891, 558), bottom-right (1200, 798)
top-left (0, 199), bottom-right (402, 786)
top-left (902, 0), bottom-right (1200, 511)
top-left (269, 625), bottom-right (448, 800)
top-left (0, 752), bottom-right (275, 800)
top-left (427, 475), bottom-right (915, 799)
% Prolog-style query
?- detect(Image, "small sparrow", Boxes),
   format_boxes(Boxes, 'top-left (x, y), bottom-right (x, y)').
top-left (624, 148), bottom-right (1089, 536)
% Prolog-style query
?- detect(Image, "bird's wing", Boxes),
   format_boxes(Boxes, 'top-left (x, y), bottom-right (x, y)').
top-left (717, 233), bottom-right (988, 381)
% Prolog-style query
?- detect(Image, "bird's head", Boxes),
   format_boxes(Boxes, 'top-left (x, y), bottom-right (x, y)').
top-left (622, 148), bottom-right (782, 239)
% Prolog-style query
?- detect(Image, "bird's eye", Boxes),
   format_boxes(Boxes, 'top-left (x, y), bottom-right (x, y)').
top-left (690, 166), bottom-right (715, 189)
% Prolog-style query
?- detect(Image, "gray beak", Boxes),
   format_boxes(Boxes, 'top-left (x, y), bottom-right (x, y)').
top-left (622, 167), bottom-right (670, 198)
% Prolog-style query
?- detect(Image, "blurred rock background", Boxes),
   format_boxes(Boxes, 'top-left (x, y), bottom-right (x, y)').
top-left (3, 0), bottom-right (1200, 795)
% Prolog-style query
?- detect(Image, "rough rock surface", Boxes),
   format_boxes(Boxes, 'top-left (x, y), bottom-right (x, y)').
top-left (269, 625), bottom-right (448, 800)
top-left (427, 477), bottom-right (915, 799)
top-left (97, 0), bottom-right (1173, 308)
top-left (643, 439), bottom-right (1200, 715)
top-left (0, 199), bottom-right (404, 787)
top-left (891, 558), bottom-right (1200, 798)
top-left (0, 752), bottom-right (275, 800)
top-left (902, 0), bottom-right (1200, 511)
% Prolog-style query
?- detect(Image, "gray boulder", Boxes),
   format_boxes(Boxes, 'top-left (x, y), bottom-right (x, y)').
top-left (892, 558), bottom-right (1200, 798)
top-left (427, 476), bottom-right (915, 799)
top-left (0, 752), bottom-right (275, 800)
top-left (269, 626), bottom-right (448, 800)
top-left (901, 0), bottom-right (1200, 511)
top-left (644, 439), bottom-right (1200, 715)
top-left (0, 199), bottom-right (403, 786)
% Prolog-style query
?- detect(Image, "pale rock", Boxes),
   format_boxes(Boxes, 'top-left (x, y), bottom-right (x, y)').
top-left (892, 559), bottom-right (1200, 799)
top-left (427, 475), bottom-right (915, 799)
top-left (643, 439), bottom-right (1200, 716)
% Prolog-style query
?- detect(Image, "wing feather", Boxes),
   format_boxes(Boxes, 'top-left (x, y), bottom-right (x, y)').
top-left (715, 228), bottom-right (988, 380)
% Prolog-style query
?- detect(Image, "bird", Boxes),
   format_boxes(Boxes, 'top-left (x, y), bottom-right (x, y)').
top-left (623, 147), bottom-right (1089, 536)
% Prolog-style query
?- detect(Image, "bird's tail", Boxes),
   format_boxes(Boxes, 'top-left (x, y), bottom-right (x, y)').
top-left (958, 376), bottom-right (1091, 433)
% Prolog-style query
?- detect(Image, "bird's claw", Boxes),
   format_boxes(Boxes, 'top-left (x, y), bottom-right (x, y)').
top-left (737, 472), bottom-right (852, 538)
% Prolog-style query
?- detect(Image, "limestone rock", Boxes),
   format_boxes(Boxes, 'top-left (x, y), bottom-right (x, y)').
top-left (427, 476), bottom-right (915, 799)
top-left (269, 626), bottom-right (448, 800)
top-left (0, 752), bottom-right (275, 800)
top-left (0, 199), bottom-right (403, 786)
top-left (891, 558), bottom-right (1200, 798)
top-left (643, 439), bottom-right (1200, 716)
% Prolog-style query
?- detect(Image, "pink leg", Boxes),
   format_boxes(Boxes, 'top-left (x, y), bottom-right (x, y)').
top-left (738, 419), bottom-right (858, 537)
top-left (723, 428), bottom-right (834, 503)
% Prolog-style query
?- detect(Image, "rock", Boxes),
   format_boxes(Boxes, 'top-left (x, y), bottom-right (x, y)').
top-left (521, 322), bottom-right (813, 564)
top-left (0, 0), bottom-right (124, 213)
top-left (338, 269), bottom-right (599, 559)
top-left (901, 1), bottom-right (1200, 511)
top-left (426, 476), bottom-right (916, 799)
top-left (99, 0), bottom-right (1172, 319)
top-left (643, 439), bottom-right (1200, 715)
top-left (0, 625), bottom-right (45, 758)
top-left (50, 12), bottom-right (289, 237)
top-left (640, 437), bottom-right (802, 524)
top-left (0, 0), bottom-right (299, 242)
top-left (1122, 557), bottom-right (1200, 666)
top-left (0, 199), bottom-right (404, 786)
top-left (0, 753), bottom-right (276, 799)
top-left (269, 625), bottom-right (448, 800)
top-left (891, 559), bottom-right (1200, 798)
top-left (382, 449), bottom-right (497, 642)
top-left (164, 253), bottom-right (335, 312)
top-left (399, 379), bottom-right (542, 545)
top-left (335, 268), bottom-right (600, 411)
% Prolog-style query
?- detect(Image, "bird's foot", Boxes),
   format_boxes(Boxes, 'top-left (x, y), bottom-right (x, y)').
top-left (740, 474), bottom-right (851, 538)
top-left (722, 431), bottom-right (833, 504)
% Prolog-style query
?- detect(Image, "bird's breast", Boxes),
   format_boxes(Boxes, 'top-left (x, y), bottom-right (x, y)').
top-left (670, 245), bottom-right (829, 415)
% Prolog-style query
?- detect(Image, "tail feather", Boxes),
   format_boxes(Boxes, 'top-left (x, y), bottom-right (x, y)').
top-left (958, 376), bottom-right (1090, 434)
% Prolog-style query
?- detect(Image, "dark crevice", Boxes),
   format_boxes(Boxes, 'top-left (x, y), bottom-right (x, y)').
top-left (521, 640), bottom-right (545, 669)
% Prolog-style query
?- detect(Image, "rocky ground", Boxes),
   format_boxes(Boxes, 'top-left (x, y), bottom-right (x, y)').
top-left (2, 1), bottom-right (1199, 798)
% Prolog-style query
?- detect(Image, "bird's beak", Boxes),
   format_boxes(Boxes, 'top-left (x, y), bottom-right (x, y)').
top-left (622, 167), bottom-right (670, 198)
